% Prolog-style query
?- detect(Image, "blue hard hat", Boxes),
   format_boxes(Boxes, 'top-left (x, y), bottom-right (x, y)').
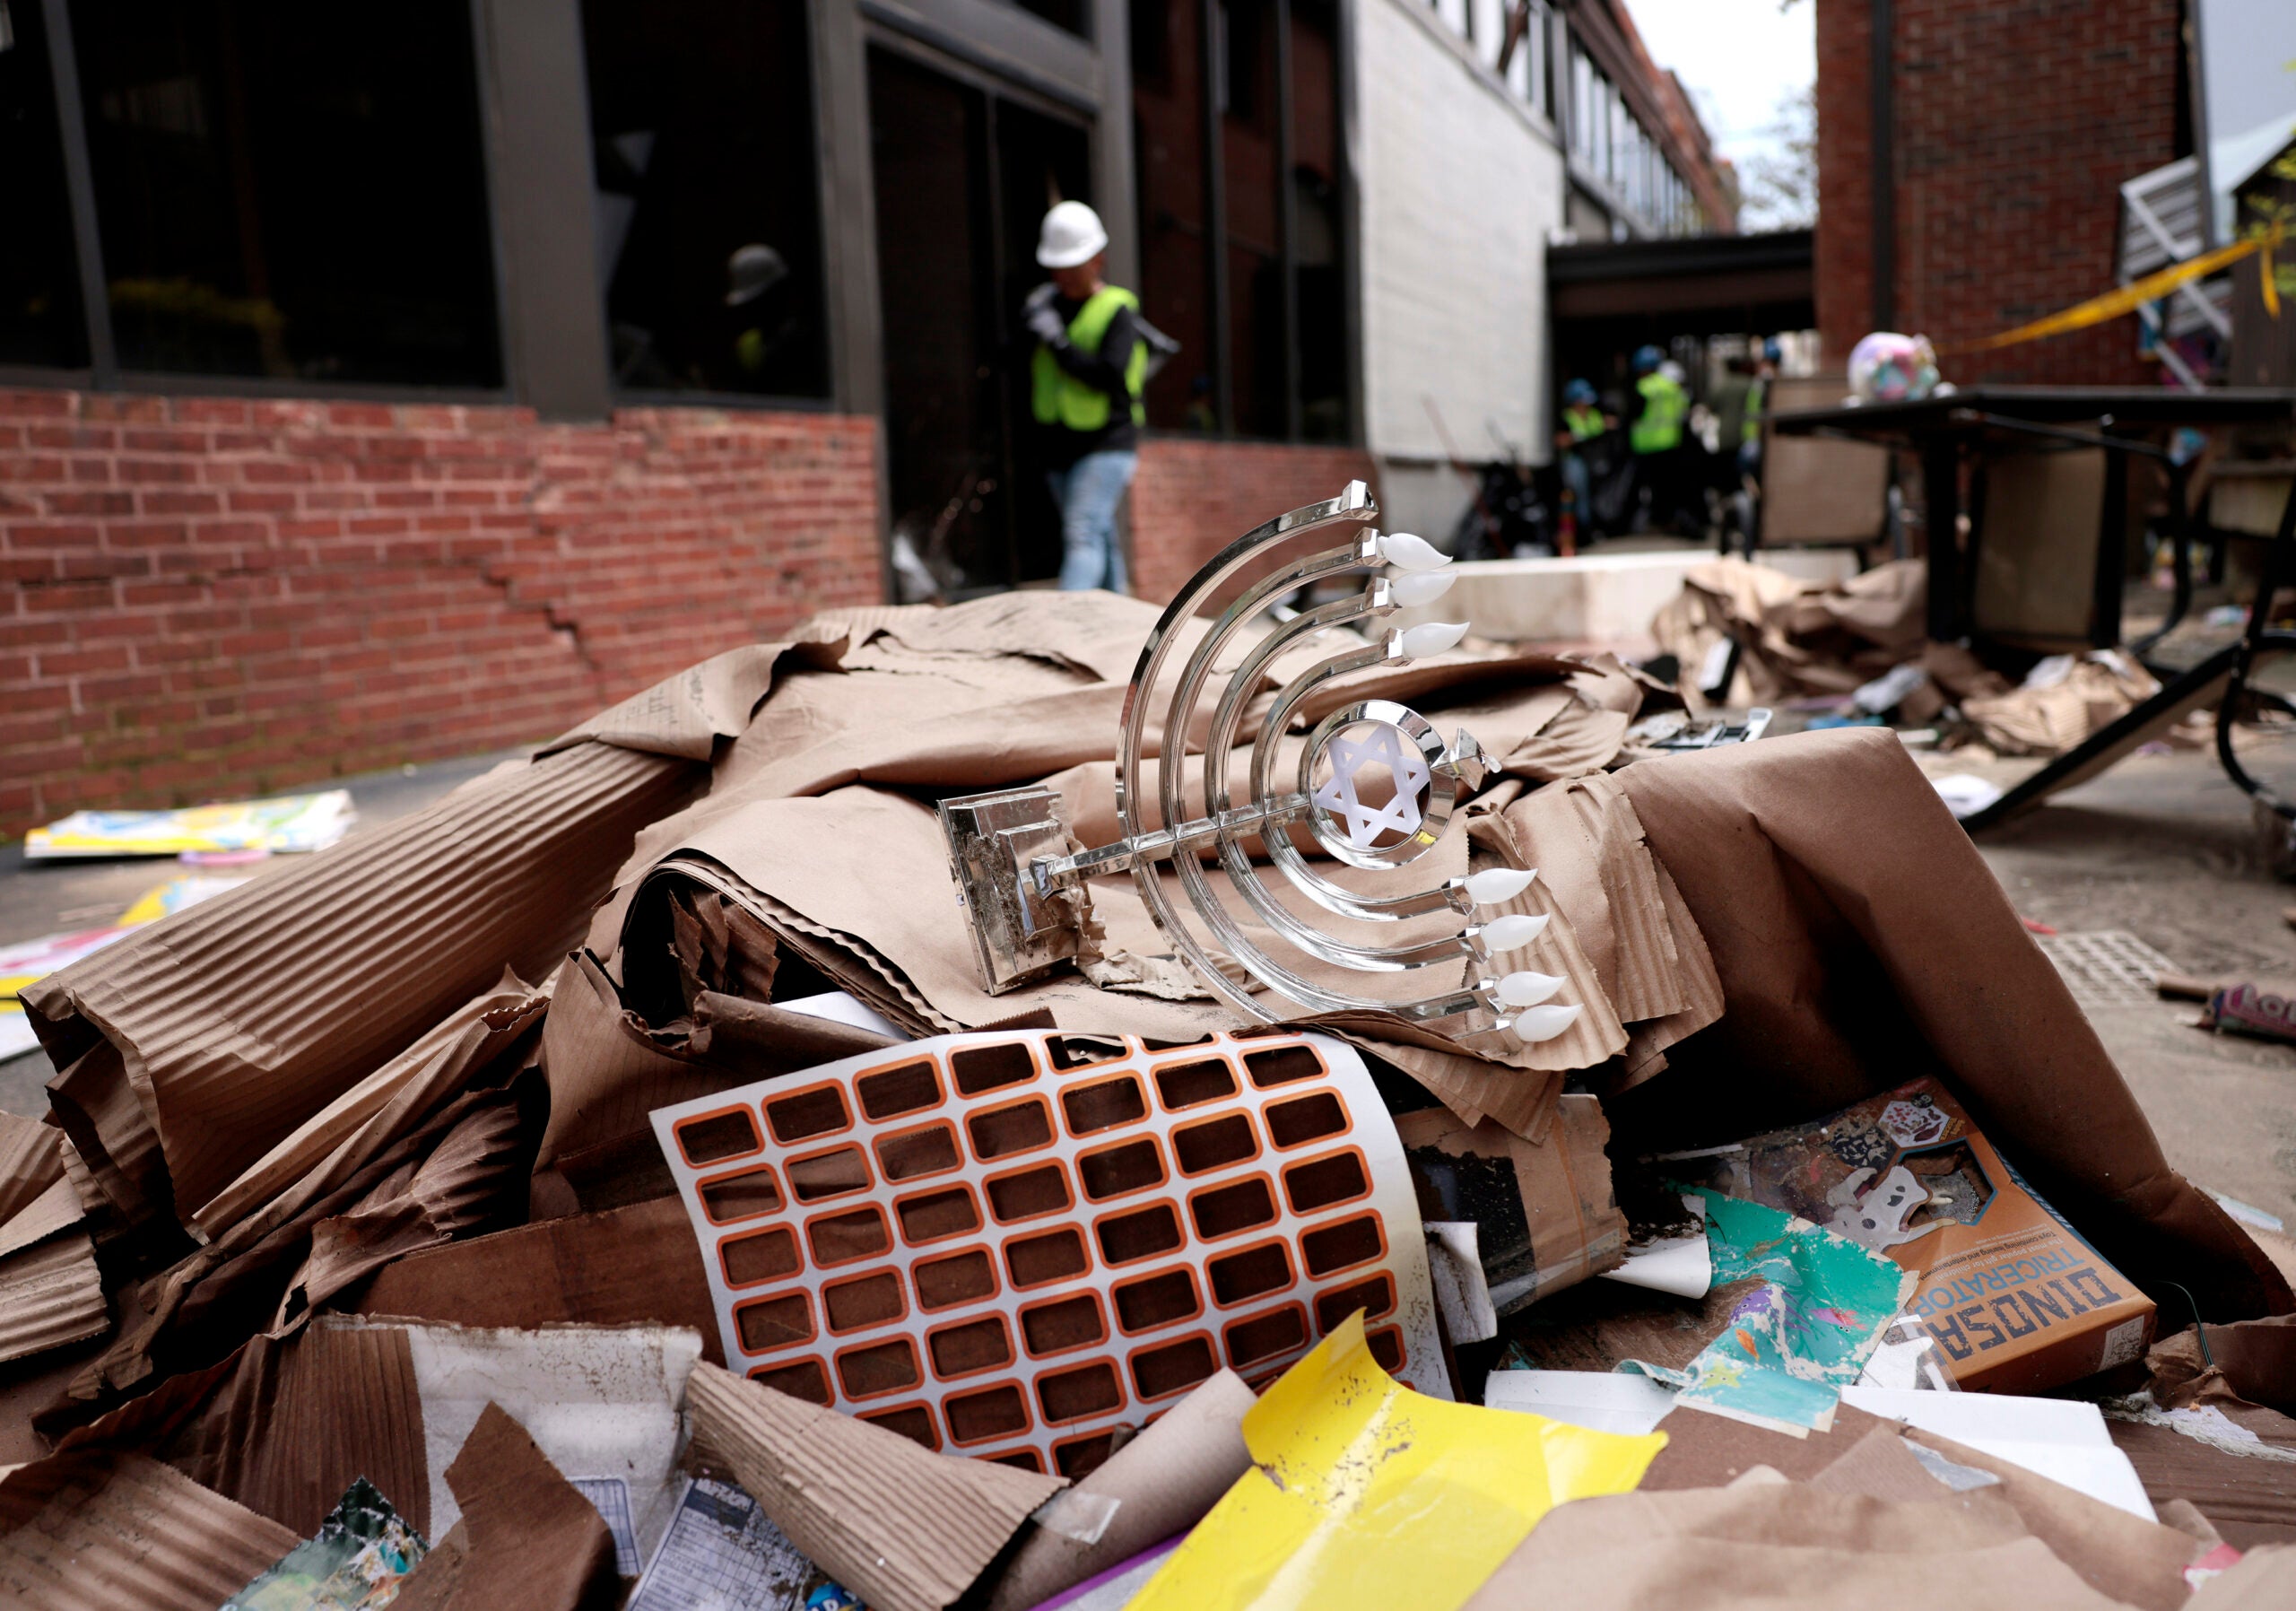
top-left (1761, 337), bottom-right (1782, 363)
top-left (1563, 379), bottom-right (1596, 406)
top-left (1632, 344), bottom-right (1664, 373)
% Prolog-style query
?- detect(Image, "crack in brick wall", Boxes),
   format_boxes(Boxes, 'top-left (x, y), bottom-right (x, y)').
top-left (0, 389), bottom-right (883, 835)
top-left (1, 390), bottom-right (1376, 837)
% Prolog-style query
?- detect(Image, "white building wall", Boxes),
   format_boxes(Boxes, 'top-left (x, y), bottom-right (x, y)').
top-left (1352, 0), bottom-right (1565, 544)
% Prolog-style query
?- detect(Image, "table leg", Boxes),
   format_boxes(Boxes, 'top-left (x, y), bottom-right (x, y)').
top-left (2092, 445), bottom-right (2127, 650)
top-left (2131, 459), bottom-right (2196, 665)
top-left (1923, 437), bottom-right (1962, 641)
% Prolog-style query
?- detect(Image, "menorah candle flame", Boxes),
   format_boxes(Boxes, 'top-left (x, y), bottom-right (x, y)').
top-left (938, 481), bottom-right (1579, 1050)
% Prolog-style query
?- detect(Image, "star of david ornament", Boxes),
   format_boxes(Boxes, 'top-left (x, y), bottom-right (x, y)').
top-left (1313, 721), bottom-right (1431, 849)
top-left (938, 482), bottom-right (1580, 1049)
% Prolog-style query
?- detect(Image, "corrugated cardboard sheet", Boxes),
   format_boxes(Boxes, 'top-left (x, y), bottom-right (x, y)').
top-left (0, 1449), bottom-right (300, 1611)
top-left (352, 1196), bottom-right (722, 1363)
top-left (22, 639), bottom-right (831, 1232)
top-left (1463, 1479), bottom-right (2133, 1611)
top-left (686, 1358), bottom-right (1064, 1611)
top-left (72, 982), bottom-right (550, 1401)
top-left (0, 1178), bottom-right (81, 1262)
top-left (0, 1232), bottom-right (107, 1365)
top-left (980, 1369), bottom-right (1255, 1611)
top-left (0, 1115), bottom-right (63, 1224)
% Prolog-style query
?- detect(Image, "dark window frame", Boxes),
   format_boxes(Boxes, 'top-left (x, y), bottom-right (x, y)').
top-left (25, 0), bottom-right (517, 402)
top-left (583, 0), bottom-right (839, 408)
top-left (1153, 0), bottom-right (1355, 448)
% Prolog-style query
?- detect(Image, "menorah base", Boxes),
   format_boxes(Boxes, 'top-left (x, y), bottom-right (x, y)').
top-left (939, 786), bottom-right (1084, 994)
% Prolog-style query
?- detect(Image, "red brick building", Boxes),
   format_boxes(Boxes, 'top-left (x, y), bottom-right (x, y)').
top-left (1814, 0), bottom-right (2187, 382)
top-left (0, 388), bottom-right (1364, 833)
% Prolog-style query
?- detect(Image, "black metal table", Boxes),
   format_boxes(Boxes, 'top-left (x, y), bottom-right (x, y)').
top-left (1769, 387), bottom-right (2296, 830)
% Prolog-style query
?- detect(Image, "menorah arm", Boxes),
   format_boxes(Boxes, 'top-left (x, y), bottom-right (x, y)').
top-left (1027, 793), bottom-right (1315, 889)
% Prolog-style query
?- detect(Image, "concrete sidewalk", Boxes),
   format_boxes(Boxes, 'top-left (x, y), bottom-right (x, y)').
top-left (0, 748), bottom-right (526, 1115)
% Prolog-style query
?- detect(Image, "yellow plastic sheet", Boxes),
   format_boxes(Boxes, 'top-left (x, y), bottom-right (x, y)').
top-left (1126, 1315), bottom-right (1666, 1611)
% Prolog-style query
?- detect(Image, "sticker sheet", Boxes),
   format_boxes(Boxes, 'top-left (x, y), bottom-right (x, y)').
top-left (650, 1029), bottom-right (1444, 1474)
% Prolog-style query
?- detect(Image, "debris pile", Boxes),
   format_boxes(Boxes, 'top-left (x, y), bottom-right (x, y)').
top-left (0, 549), bottom-right (2289, 1608)
top-left (1651, 556), bottom-right (2166, 760)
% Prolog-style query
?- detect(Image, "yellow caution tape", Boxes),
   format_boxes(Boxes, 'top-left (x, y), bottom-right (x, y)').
top-left (1945, 224), bottom-right (2283, 353)
top-left (1126, 1313), bottom-right (1667, 1611)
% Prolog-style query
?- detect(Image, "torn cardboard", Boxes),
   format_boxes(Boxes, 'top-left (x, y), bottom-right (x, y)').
top-left (1463, 1477), bottom-right (2134, 1611)
top-left (982, 1368), bottom-right (1255, 1611)
top-left (352, 1196), bottom-right (722, 1362)
top-left (391, 1400), bottom-right (621, 1611)
top-left (0, 1449), bottom-right (300, 1611)
top-left (1397, 1093), bottom-right (1628, 1312)
top-left (23, 741), bottom-right (693, 1227)
top-left (0, 1231), bottom-right (107, 1366)
top-left (685, 1358), bottom-right (1063, 1611)
top-left (0, 1115), bottom-right (64, 1226)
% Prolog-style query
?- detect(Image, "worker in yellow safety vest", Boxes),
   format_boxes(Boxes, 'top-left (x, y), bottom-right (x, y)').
top-left (1627, 344), bottom-right (1697, 536)
top-left (1552, 378), bottom-right (1615, 548)
top-left (1024, 202), bottom-right (1148, 593)
top-left (1629, 344), bottom-right (1687, 455)
top-left (1738, 337), bottom-right (1779, 482)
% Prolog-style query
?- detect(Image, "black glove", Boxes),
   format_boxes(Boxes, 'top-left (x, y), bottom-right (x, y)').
top-left (1025, 300), bottom-right (1069, 347)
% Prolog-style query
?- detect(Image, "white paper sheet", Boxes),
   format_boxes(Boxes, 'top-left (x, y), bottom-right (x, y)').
top-left (1483, 1369), bottom-right (1678, 1436)
top-left (629, 1476), bottom-right (819, 1611)
top-left (327, 1318), bottom-right (702, 1566)
top-left (778, 990), bottom-right (910, 1042)
top-left (1597, 1234), bottom-right (1713, 1299)
top-left (1425, 1222), bottom-right (1500, 1343)
top-left (1840, 1384), bottom-right (2158, 1520)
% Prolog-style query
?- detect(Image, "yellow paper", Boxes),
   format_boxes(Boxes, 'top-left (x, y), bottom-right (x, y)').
top-left (1127, 1315), bottom-right (1666, 1611)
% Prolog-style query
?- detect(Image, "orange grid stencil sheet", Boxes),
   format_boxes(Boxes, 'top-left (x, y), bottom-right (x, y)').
top-left (650, 1029), bottom-right (1445, 1473)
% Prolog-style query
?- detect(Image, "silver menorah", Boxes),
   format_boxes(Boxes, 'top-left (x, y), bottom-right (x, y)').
top-left (939, 481), bottom-right (1578, 1051)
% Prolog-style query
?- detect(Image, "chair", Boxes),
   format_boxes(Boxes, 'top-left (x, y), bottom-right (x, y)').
top-left (1966, 431), bottom-right (2115, 653)
top-left (1745, 375), bottom-right (1895, 568)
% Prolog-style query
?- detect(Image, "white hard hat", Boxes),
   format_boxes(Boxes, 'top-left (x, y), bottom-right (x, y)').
top-left (1036, 201), bottom-right (1109, 269)
top-left (725, 243), bottom-right (788, 307)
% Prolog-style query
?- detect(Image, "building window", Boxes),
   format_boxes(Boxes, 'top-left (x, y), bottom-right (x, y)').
top-left (1222, 0), bottom-right (1283, 438)
top-left (1133, 0), bottom-right (1347, 443)
top-left (70, 0), bottom-right (501, 388)
top-left (582, 0), bottom-right (831, 400)
top-left (1135, 0), bottom-right (1216, 431)
top-left (1290, 0), bottom-right (1345, 441)
top-left (0, 0), bottom-right (88, 369)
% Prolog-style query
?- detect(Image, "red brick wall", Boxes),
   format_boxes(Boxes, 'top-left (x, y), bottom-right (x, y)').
top-left (1814, 0), bottom-right (2180, 384)
top-left (1129, 437), bottom-right (1380, 606)
top-left (1, 389), bottom-right (881, 836)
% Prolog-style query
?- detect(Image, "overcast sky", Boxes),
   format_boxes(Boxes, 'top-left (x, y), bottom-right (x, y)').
top-left (1625, 0), bottom-right (1815, 216)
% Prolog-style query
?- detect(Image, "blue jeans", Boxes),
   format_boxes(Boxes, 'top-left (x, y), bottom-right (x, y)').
top-left (1560, 452), bottom-right (1590, 515)
top-left (1048, 448), bottom-right (1137, 593)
